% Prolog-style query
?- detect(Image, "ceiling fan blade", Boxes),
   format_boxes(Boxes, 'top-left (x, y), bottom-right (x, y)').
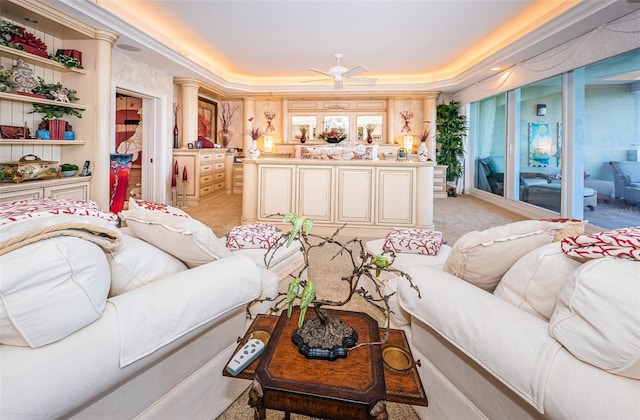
top-left (346, 77), bottom-right (377, 84)
top-left (301, 77), bottom-right (333, 83)
top-left (342, 66), bottom-right (367, 78)
top-left (310, 69), bottom-right (333, 77)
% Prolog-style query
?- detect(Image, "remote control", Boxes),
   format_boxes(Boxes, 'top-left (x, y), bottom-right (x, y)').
top-left (225, 338), bottom-right (265, 376)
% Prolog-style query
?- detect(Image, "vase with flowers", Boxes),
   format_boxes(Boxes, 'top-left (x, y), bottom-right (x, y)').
top-left (218, 102), bottom-right (239, 147)
top-left (247, 117), bottom-right (262, 160)
top-left (417, 121), bottom-right (431, 162)
top-left (299, 126), bottom-right (307, 143)
top-left (365, 124), bottom-right (375, 144)
top-left (319, 127), bottom-right (347, 143)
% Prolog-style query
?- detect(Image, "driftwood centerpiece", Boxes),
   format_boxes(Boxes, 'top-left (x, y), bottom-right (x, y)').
top-left (255, 213), bottom-right (421, 361)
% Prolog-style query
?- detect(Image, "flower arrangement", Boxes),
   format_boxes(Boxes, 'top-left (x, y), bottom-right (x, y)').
top-left (219, 102), bottom-right (239, 133)
top-left (247, 117), bottom-right (263, 140)
top-left (319, 126), bottom-right (347, 141)
top-left (418, 120), bottom-right (432, 143)
top-left (400, 110), bottom-right (414, 133)
top-left (264, 110), bottom-right (276, 132)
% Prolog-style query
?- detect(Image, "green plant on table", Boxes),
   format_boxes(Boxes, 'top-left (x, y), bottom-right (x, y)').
top-left (436, 101), bottom-right (467, 196)
top-left (60, 163), bottom-right (78, 171)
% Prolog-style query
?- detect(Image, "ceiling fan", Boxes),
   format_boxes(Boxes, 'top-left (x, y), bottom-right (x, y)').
top-left (302, 53), bottom-right (377, 89)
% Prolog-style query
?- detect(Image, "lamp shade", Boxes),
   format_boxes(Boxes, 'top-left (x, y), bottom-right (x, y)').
top-left (403, 135), bottom-right (414, 152)
top-left (263, 134), bottom-right (274, 153)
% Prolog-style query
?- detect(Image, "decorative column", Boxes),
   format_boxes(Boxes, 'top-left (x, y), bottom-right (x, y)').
top-left (177, 79), bottom-right (199, 148)
top-left (94, 29), bottom-right (118, 211)
top-left (423, 92), bottom-right (439, 159)
top-left (386, 99), bottom-right (395, 144)
top-left (281, 99), bottom-right (289, 143)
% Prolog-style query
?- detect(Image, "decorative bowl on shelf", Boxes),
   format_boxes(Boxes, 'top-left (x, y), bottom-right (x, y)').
top-left (61, 170), bottom-right (76, 177)
top-left (326, 137), bottom-right (343, 144)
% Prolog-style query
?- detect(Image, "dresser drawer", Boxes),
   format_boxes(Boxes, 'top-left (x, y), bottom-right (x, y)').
top-left (213, 172), bottom-right (225, 182)
top-left (200, 184), bottom-right (214, 197)
top-left (214, 181), bottom-right (225, 192)
top-left (214, 152), bottom-right (226, 161)
top-left (201, 174), bottom-right (214, 184)
top-left (200, 152), bottom-right (215, 163)
top-left (200, 164), bottom-right (214, 174)
top-left (214, 162), bottom-right (225, 172)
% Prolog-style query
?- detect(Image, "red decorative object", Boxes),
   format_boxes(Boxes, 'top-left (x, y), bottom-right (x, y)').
top-left (11, 27), bottom-right (48, 58)
top-left (174, 160), bottom-right (179, 175)
top-left (182, 166), bottom-right (188, 181)
top-left (171, 173), bottom-right (177, 188)
top-left (47, 120), bottom-right (67, 140)
top-left (56, 49), bottom-right (82, 65)
top-left (110, 153), bottom-right (133, 214)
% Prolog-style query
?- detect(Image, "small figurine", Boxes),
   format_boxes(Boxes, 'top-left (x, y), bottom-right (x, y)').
top-left (51, 88), bottom-right (70, 102)
top-left (9, 59), bottom-right (38, 93)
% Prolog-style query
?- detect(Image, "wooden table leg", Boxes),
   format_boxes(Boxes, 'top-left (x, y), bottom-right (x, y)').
top-left (248, 379), bottom-right (266, 420)
top-left (370, 400), bottom-right (389, 420)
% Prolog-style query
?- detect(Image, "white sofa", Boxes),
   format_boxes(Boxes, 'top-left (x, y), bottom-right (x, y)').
top-left (366, 221), bottom-right (640, 419)
top-left (0, 198), bottom-right (302, 419)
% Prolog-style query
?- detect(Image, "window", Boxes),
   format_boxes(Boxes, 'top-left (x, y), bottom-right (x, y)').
top-left (473, 94), bottom-right (506, 196)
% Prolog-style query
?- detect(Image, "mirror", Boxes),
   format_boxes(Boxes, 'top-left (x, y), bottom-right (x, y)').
top-left (323, 115), bottom-right (349, 134)
top-left (356, 115), bottom-right (383, 142)
top-left (291, 115), bottom-right (318, 142)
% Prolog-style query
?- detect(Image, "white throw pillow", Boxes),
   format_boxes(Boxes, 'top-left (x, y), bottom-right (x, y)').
top-left (443, 220), bottom-right (564, 291)
top-left (549, 258), bottom-right (640, 379)
top-left (494, 242), bottom-right (583, 319)
top-left (120, 208), bottom-right (231, 268)
top-left (128, 198), bottom-right (189, 217)
top-left (107, 233), bottom-right (188, 297)
top-left (0, 236), bottom-right (110, 347)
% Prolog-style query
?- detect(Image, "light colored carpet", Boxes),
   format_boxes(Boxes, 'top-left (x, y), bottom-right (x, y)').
top-left (183, 193), bottom-right (524, 419)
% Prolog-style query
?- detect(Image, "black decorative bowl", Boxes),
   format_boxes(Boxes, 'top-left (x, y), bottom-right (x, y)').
top-left (326, 137), bottom-right (344, 144)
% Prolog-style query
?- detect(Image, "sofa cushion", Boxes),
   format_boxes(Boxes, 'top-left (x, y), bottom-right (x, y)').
top-left (0, 198), bottom-right (118, 226)
top-left (549, 258), bottom-right (640, 379)
top-left (119, 208), bottom-right (231, 268)
top-left (225, 223), bottom-right (281, 250)
top-left (493, 242), bottom-right (583, 320)
top-left (365, 238), bottom-right (452, 273)
top-left (0, 236), bottom-right (110, 347)
top-left (382, 228), bottom-right (444, 255)
top-left (128, 198), bottom-right (189, 217)
top-left (539, 218), bottom-right (587, 242)
top-left (442, 220), bottom-right (564, 291)
top-left (560, 226), bottom-right (640, 261)
top-left (107, 233), bottom-right (188, 297)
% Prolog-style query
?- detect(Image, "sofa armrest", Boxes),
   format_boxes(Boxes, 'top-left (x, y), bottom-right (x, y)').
top-left (398, 266), bottom-right (562, 413)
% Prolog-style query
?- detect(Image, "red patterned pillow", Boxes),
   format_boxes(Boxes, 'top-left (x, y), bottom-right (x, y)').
top-left (0, 198), bottom-right (118, 226)
top-left (128, 198), bottom-right (189, 217)
top-left (561, 226), bottom-right (640, 261)
top-left (383, 228), bottom-right (444, 255)
top-left (226, 223), bottom-right (281, 250)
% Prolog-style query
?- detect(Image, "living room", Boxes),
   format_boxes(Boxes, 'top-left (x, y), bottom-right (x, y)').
top-left (1, 1), bottom-right (639, 419)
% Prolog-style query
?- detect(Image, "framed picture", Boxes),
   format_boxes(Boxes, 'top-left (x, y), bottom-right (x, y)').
top-left (198, 98), bottom-right (217, 141)
top-left (528, 122), bottom-right (551, 167)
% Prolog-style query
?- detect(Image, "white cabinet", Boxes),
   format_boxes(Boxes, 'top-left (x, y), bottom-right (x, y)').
top-left (377, 167), bottom-right (415, 225)
top-left (297, 166), bottom-right (333, 222)
top-left (434, 165), bottom-right (448, 198)
top-left (336, 167), bottom-right (373, 224)
top-left (245, 159), bottom-right (434, 236)
top-left (258, 165), bottom-right (295, 218)
top-left (0, 177), bottom-right (91, 203)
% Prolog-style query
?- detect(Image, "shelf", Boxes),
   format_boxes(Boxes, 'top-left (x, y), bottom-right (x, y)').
top-left (0, 92), bottom-right (87, 110)
top-left (0, 140), bottom-right (86, 145)
top-left (0, 45), bottom-right (86, 74)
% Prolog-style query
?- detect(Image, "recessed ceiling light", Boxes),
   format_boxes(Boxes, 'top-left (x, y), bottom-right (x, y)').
top-left (25, 17), bottom-right (38, 24)
top-left (117, 44), bottom-right (142, 52)
top-left (490, 67), bottom-right (501, 71)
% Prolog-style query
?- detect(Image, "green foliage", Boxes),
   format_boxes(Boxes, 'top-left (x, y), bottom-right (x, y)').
top-left (30, 77), bottom-right (83, 120)
top-left (48, 54), bottom-right (83, 69)
top-left (436, 101), bottom-right (467, 185)
top-left (60, 163), bottom-right (78, 171)
top-left (32, 77), bottom-right (79, 101)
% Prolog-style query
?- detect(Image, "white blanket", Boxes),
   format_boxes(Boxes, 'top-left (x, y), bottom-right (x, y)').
top-left (109, 255), bottom-right (262, 367)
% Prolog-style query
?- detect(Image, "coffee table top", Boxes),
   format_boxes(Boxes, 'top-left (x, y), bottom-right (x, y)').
top-left (254, 307), bottom-right (386, 419)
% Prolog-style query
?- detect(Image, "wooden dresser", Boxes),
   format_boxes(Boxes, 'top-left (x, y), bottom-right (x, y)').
top-left (173, 149), bottom-right (225, 206)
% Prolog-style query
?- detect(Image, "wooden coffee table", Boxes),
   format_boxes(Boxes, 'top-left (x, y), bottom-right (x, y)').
top-left (223, 307), bottom-right (427, 419)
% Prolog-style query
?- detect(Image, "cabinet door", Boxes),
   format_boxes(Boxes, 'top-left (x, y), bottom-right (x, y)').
top-left (336, 167), bottom-right (373, 223)
top-left (0, 187), bottom-right (44, 203)
top-left (173, 153), bottom-right (198, 197)
top-left (377, 168), bottom-right (415, 225)
top-left (45, 182), bottom-right (90, 200)
top-left (297, 166), bottom-right (333, 222)
top-left (259, 165), bottom-right (295, 219)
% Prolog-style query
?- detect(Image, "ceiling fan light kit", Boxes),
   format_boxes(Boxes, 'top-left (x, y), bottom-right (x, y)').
top-left (302, 53), bottom-right (377, 89)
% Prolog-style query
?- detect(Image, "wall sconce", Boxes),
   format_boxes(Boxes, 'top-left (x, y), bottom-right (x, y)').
top-left (403, 134), bottom-right (414, 152)
top-left (263, 134), bottom-right (274, 153)
top-left (536, 104), bottom-right (547, 116)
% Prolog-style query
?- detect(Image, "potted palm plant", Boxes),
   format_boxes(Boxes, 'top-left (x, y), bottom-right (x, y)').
top-left (436, 101), bottom-right (467, 196)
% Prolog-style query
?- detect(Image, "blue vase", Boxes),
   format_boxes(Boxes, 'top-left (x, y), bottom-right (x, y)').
top-left (37, 130), bottom-right (50, 140)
